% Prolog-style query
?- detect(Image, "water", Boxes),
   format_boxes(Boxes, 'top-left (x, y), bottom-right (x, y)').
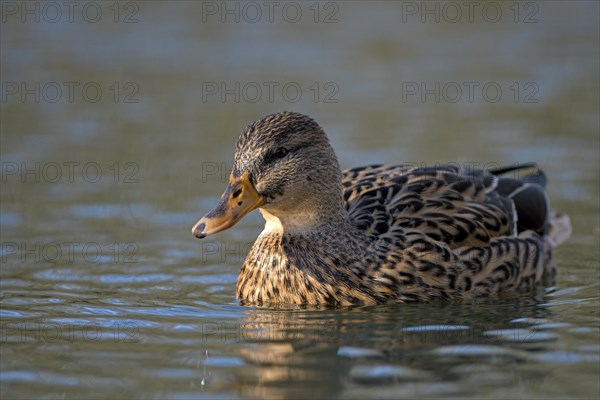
top-left (1, 2), bottom-right (599, 399)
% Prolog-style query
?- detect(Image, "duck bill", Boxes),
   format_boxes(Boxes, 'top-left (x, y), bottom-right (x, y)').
top-left (192, 171), bottom-right (265, 239)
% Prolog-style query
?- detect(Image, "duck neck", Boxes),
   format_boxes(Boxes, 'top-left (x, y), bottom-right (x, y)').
top-left (258, 206), bottom-right (373, 270)
top-left (258, 199), bottom-right (353, 239)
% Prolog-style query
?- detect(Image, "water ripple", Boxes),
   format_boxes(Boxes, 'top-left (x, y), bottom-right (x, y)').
top-left (350, 365), bottom-right (430, 383)
top-left (434, 345), bottom-right (518, 357)
top-left (535, 351), bottom-right (600, 364)
top-left (483, 329), bottom-right (558, 343)
top-left (337, 346), bottom-right (385, 358)
top-left (401, 324), bottom-right (470, 332)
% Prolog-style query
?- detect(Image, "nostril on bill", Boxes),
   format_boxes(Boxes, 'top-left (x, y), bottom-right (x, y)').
top-left (192, 222), bottom-right (206, 239)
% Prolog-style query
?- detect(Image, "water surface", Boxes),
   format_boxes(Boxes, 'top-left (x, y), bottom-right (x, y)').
top-left (1, 2), bottom-right (599, 399)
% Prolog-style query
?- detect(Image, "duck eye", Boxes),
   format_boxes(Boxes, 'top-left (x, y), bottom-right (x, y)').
top-left (273, 147), bottom-right (289, 159)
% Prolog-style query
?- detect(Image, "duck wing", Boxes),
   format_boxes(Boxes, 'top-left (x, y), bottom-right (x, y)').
top-left (342, 163), bottom-right (549, 249)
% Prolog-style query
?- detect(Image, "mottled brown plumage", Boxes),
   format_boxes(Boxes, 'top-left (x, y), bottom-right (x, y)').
top-left (192, 111), bottom-right (571, 306)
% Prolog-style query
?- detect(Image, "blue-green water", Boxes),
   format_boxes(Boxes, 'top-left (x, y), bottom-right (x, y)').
top-left (1, 2), bottom-right (599, 399)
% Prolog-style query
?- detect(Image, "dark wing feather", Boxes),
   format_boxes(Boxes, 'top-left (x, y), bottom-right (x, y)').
top-left (342, 164), bottom-right (518, 249)
top-left (490, 164), bottom-right (550, 235)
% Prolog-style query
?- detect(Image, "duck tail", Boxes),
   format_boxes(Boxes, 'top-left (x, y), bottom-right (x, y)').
top-left (490, 163), bottom-right (571, 247)
top-left (489, 162), bottom-right (546, 187)
top-left (548, 212), bottom-right (572, 247)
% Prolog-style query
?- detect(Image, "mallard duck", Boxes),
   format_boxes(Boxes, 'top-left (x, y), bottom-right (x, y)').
top-left (191, 111), bottom-right (571, 306)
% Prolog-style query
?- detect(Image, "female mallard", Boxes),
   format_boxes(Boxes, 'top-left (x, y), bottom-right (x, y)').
top-left (191, 111), bottom-right (571, 306)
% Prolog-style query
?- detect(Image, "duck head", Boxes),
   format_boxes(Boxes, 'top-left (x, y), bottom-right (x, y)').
top-left (192, 111), bottom-right (344, 239)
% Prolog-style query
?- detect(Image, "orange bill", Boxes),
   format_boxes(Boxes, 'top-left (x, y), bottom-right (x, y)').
top-left (192, 171), bottom-right (265, 238)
